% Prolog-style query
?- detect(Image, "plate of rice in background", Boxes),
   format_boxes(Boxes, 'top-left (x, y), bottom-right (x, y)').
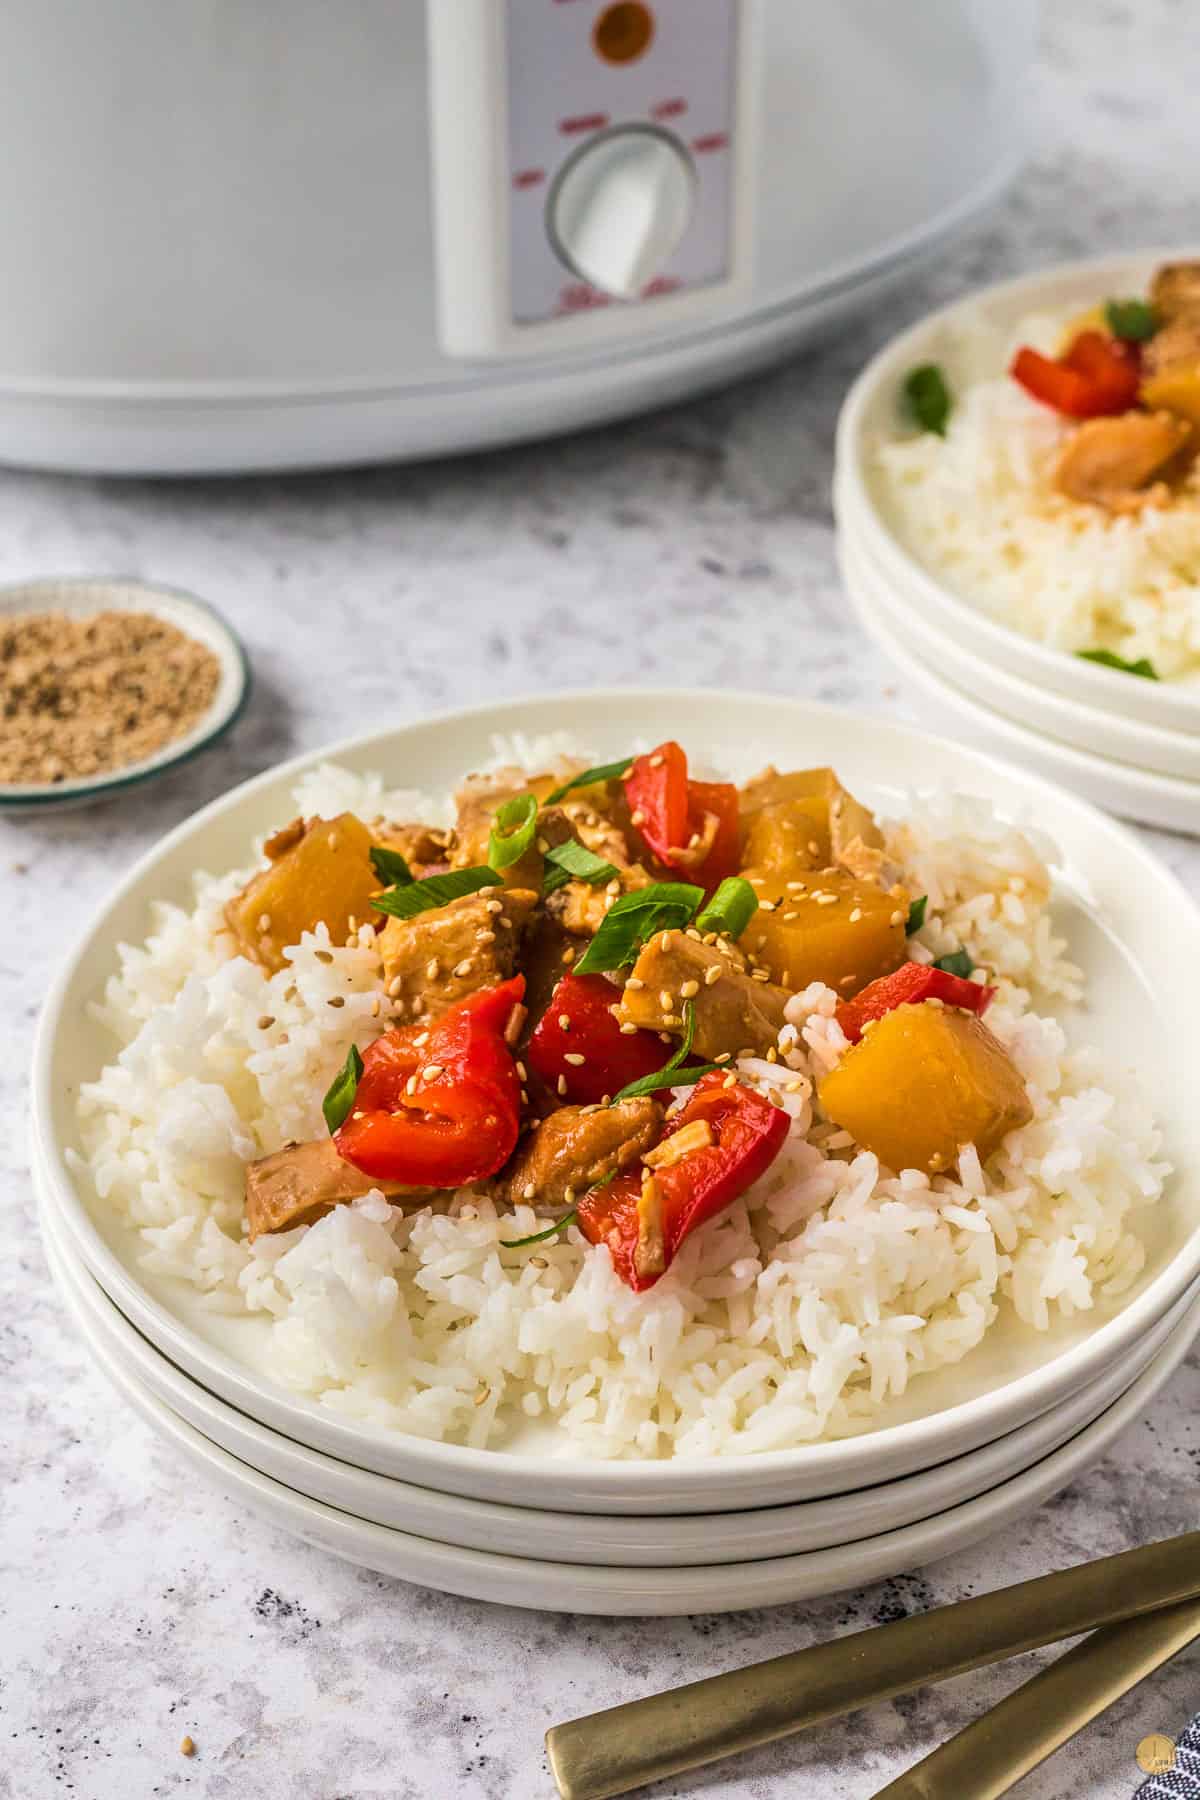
top-left (31, 691), bottom-right (1200, 1521)
top-left (835, 253), bottom-right (1200, 825)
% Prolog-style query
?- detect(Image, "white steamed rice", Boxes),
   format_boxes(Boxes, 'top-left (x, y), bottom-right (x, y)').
top-left (71, 736), bottom-right (1170, 1459)
top-left (872, 306), bottom-right (1200, 679)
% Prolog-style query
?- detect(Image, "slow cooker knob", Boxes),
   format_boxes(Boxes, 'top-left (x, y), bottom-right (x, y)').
top-left (547, 127), bottom-right (695, 302)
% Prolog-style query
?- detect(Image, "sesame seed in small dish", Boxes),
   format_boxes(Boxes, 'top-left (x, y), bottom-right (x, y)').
top-left (0, 576), bottom-right (249, 812)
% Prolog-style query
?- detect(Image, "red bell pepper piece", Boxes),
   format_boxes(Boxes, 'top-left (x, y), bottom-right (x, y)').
top-left (526, 972), bottom-right (668, 1106)
top-left (334, 977), bottom-right (524, 1187)
top-left (625, 741), bottom-right (740, 892)
top-left (1010, 330), bottom-right (1140, 419)
top-left (576, 1072), bottom-right (790, 1291)
top-left (834, 961), bottom-right (995, 1045)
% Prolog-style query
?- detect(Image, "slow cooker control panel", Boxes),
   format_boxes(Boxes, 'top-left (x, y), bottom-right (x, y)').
top-left (428, 0), bottom-right (758, 357)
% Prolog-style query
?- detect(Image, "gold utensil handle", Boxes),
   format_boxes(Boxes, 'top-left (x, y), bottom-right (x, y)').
top-left (872, 1595), bottom-right (1200, 1799)
top-left (544, 1530), bottom-right (1200, 1800)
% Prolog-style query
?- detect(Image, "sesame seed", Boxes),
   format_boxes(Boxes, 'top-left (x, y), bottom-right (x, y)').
top-left (474, 1385), bottom-right (490, 1407)
top-left (808, 840), bottom-right (821, 855)
top-left (422, 1063), bottom-right (444, 1081)
top-left (257, 912), bottom-right (272, 932)
top-left (786, 880), bottom-right (807, 891)
top-left (750, 969), bottom-right (771, 983)
top-left (516, 1060), bottom-right (528, 1081)
top-left (685, 926), bottom-right (703, 942)
top-left (890, 910), bottom-right (905, 927)
top-left (714, 1051), bottom-right (732, 1064)
top-left (530, 1256), bottom-right (548, 1269)
top-left (722, 1072), bottom-right (738, 1089)
top-left (405, 1073), bottom-right (419, 1095)
top-left (839, 974), bottom-right (856, 988)
top-left (630, 809), bottom-right (646, 827)
top-left (606, 879), bottom-right (621, 896)
top-left (523, 1181), bottom-right (537, 1200)
top-left (256, 1014), bottom-right (275, 1030)
top-left (563, 1185), bottom-right (577, 1205)
top-left (535, 836), bottom-right (550, 854)
top-left (564, 1052), bottom-right (586, 1066)
top-left (648, 752), bottom-right (664, 768)
top-left (703, 931), bottom-right (719, 945)
top-left (704, 965), bottom-right (722, 987)
top-left (927, 995), bottom-right (945, 1009)
top-left (562, 945), bottom-right (576, 965)
top-left (485, 898), bottom-right (503, 914)
top-left (497, 915), bottom-right (514, 930)
top-left (679, 979), bottom-right (699, 999)
top-left (370, 996), bottom-right (381, 1017)
top-left (659, 1032), bottom-right (672, 1045)
top-left (850, 908), bottom-right (863, 923)
top-left (180, 1736), bottom-right (196, 1758)
top-left (786, 1079), bottom-right (806, 1093)
top-left (558, 1013), bottom-right (571, 1030)
top-left (476, 928), bottom-right (496, 944)
top-left (658, 989), bottom-right (674, 1010)
top-left (758, 899), bottom-right (777, 912)
top-left (453, 958), bottom-right (474, 977)
top-left (314, 948), bottom-right (333, 964)
top-left (766, 1046), bottom-right (778, 1063)
top-left (327, 995), bottom-right (345, 1008)
top-left (783, 910), bottom-right (798, 922)
top-left (425, 958), bottom-right (440, 979)
top-left (658, 931), bottom-right (673, 953)
top-left (619, 1022), bottom-right (639, 1034)
top-left (663, 1013), bottom-right (684, 1027)
top-left (413, 1030), bottom-right (430, 1046)
top-left (521, 1088), bottom-right (530, 1104)
top-left (347, 914), bottom-right (358, 934)
top-left (557, 1074), bottom-right (568, 1096)
top-left (625, 976), bottom-right (645, 990)
top-left (816, 893), bottom-right (838, 907)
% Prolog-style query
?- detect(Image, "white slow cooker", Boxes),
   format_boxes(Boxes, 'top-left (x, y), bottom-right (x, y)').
top-left (0, 0), bottom-right (1035, 474)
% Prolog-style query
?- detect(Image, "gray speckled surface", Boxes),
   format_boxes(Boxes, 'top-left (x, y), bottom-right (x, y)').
top-left (5, 4), bottom-right (1200, 1795)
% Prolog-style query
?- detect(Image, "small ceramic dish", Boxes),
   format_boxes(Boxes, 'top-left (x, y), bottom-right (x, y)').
top-left (39, 1183), bottom-right (1200, 1568)
top-left (0, 576), bottom-right (249, 812)
top-left (30, 691), bottom-right (1200, 1513)
top-left (43, 1208), bottom-right (1200, 1615)
top-left (834, 248), bottom-right (1200, 735)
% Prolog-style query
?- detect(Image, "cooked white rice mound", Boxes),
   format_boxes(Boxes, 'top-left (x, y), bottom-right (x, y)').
top-left (73, 743), bottom-right (1169, 1459)
top-left (872, 307), bottom-right (1200, 680)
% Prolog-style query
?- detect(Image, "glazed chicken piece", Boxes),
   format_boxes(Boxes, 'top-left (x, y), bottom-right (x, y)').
top-left (1054, 411), bottom-right (1196, 514)
top-left (491, 1097), bottom-right (662, 1207)
top-left (378, 887), bottom-right (538, 1024)
top-left (615, 929), bottom-right (789, 1060)
top-left (1149, 261), bottom-right (1200, 323)
top-left (225, 813), bottom-right (383, 974)
top-left (245, 1136), bottom-right (427, 1240)
top-left (375, 820), bottom-right (453, 876)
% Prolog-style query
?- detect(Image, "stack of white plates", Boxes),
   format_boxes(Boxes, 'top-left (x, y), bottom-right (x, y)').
top-left (32, 695), bottom-right (1200, 1617)
top-left (834, 252), bottom-right (1200, 837)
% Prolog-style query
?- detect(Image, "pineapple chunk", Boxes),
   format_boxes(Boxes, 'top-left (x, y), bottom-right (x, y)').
top-left (741, 867), bottom-right (908, 997)
top-left (819, 1002), bottom-right (1032, 1176)
top-left (225, 812), bottom-right (380, 972)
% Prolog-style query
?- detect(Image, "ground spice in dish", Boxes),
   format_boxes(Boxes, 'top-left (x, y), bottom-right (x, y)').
top-left (0, 609), bottom-right (221, 785)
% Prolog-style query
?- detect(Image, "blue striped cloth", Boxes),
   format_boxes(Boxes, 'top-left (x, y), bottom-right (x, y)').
top-left (1136, 1714), bottom-right (1200, 1796)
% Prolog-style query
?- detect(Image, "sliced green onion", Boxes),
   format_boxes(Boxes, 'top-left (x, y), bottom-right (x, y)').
top-left (609, 1001), bottom-right (705, 1104)
top-left (500, 1208), bottom-right (578, 1249)
top-left (1104, 297), bottom-right (1159, 343)
top-left (574, 881), bottom-right (705, 976)
top-left (932, 949), bottom-right (974, 978)
top-left (695, 876), bottom-right (758, 940)
top-left (372, 866), bottom-right (502, 920)
top-left (1077, 648), bottom-right (1160, 681)
top-left (903, 363), bottom-right (952, 436)
top-left (906, 895), bottom-right (928, 935)
top-left (370, 844), bottom-right (413, 887)
top-left (542, 838), bottom-right (619, 895)
top-left (545, 757), bottom-right (634, 806)
top-left (488, 794), bottom-right (539, 870)
top-left (322, 1043), bottom-right (363, 1134)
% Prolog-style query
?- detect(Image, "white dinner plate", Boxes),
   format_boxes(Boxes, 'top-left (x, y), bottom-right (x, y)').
top-left (42, 1211), bottom-right (1200, 1616)
top-left (837, 477), bottom-right (1200, 782)
top-left (834, 247), bottom-right (1200, 734)
top-left (31, 691), bottom-right (1200, 1513)
top-left (42, 1184), bottom-right (1200, 1569)
top-left (843, 541), bottom-right (1200, 837)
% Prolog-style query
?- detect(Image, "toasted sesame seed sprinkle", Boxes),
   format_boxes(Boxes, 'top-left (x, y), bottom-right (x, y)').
top-left (422, 1063), bottom-right (444, 1081)
top-left (425, 958), bottom-right (440, 980)
top-left (679, 979), bottom-right (699, 999)
top-left (816, 893), bottom-right (838, 907)
top-left (557, 1074), bottom-right (568, 1096)
top-left (808, 840), bottom-right (821, 856)
top-left (485, 898), bottom-right (504, 914)
top-left (474, 1385), bottom-right (490, 1407)
top-left (850, 907), bottom-right (863, 923)
top-left (619, 1022), bottom-right (639, 1034)
top-left (786, 880), bottom-right (807, 891)
top-left (476, 928), bottom-right (496, 944)
top-left (562, 945), bottom-right (576, 965)
top-left (658, 989), bottom-right (674, 1010)
top-left (327, 995), bottom-right (345, 1008)
top-left (758, 899), bottom-right (777, 912)
top-left (563, 1186), bottom-right (577, 1205)
top-left (522, 1181), bottom-right (537, 1200)
top-left (257, 912), bottom-right (272, 932)
top-left (256, 1014), bottom-right (275, 1031)
top-left (625, 976), bottom-right (645, 990)
top-left (314, 948), bottom-right (333, 964)
top-left (704, 965), bottom-right (722, 986)
top-left (558, 1013), bottom-right (572, 1031)
top-left (563, 1051), bottom-right (586, 1066)
top-left (630, 808), bottom-right (646, 827)
top-left (413, 1030), bottom-right (430, 1046)
top-left (453, 958), bottom-right (474, 977)
top-left (648, 752), bottom-right (664, 767)
top-left (890, 910), bottom-right (905, 927)
top-left (766, 1046), bottom-right (778, 1063)
top-left (405, 1073), bottom-right (418, 1095)
top-left (520, 1087), bottom-right (530, 1104)
top-left (783, 910), bottom-right (798, 921)
top-left (750, 969), bottom-right (771, 983)
top-left (722, 1072), bottom-right (738, 1089)
top-left (786, 1079), bottom-right (806, 1093)
top-left (516, 1059), bottom-right (528, 1081)
top-left (714, 1051), bottom-right (732, 1064)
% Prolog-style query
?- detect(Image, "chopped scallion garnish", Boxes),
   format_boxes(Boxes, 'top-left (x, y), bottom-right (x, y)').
top-left (609, 1002), bottom-right (703, 1104)
top-left (903, 363), bottom-right (952, 436)
top-left (322, 1043), bottom-right (363, 1134)
top-left (574, 881), bottom-right (704, 975)
top-left (500, 1208), bottom-right (578, 1249)
top-left (370, 844), bottom-right (414, 887)
top-left (906, 895), bottom-right (928, 935)
top-left (542, 839), bottom-right (619, 895)
top-left (1104, 297), bottom-right (1159, 343)
top-left (488, 794), bottom-right (539, 870)
top-left (372, 866), bottom-right (502, 919)
top-left (932, 949), bottom-right (974, 978)
top-left (544, 757), bottom-right (634, 806)
top-left (1077, 648), bottom-right (1160, 681)
top-left (694, 876), bottom-right (758, 940)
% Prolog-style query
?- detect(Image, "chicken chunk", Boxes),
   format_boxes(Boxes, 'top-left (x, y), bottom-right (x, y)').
top-left (615, 930), bottom-right (789, 1060)
top-left (1140, 314), bottom-right (1200, 431)
top-left (378, 887), bottom-right (538, 1024)
top-left (245, 1136), bottom-right (426, 1240)
top-left (491, 1097), bottom-right (662, 1207)
top-left (1149, 261), bottom-right (1200, 323)
top-left (225, 813), bottom-right (382, 974)
top-left (375, 820), bottom-right (452, 876)
top-left (1054, 410), bottom-right (1196, 513)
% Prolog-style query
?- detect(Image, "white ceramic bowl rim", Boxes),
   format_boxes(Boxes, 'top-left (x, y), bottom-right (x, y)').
top-left (834, 246), bottom-right (1200, 728)
top-left (31, 689), bottom-right (1200, 1504)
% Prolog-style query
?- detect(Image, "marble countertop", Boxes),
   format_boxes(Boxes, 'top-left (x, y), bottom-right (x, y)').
top-left (6, 4), bottom-right (1199, 1796)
